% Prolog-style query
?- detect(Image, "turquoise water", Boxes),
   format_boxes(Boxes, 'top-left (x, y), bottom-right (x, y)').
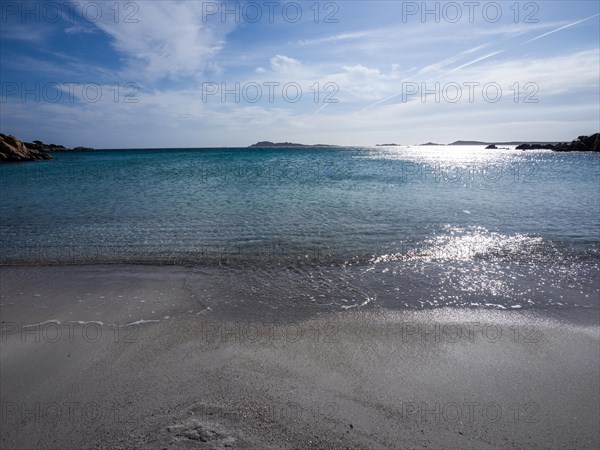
top-left (1, 146), bottom-right (599, 310)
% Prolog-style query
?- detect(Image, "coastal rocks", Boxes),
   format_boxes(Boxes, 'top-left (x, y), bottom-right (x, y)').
top-left (485, 144), bottom-right (498, 149)
top-left (24, 139), bottom-right (93, 152)
top-left (0, 134), bottom-right (94, 162)
top-left (515, 143), bottom-right (555, 150)
top-left (516, 134), bottom-right (599, 152)
top-left (0, 134), bottom-right (53, 162)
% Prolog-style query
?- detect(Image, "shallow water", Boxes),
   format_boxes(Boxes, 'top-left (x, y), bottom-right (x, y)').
top-left (1, 145), bottom-right (598, 310)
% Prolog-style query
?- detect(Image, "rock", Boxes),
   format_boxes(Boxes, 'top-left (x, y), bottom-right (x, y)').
top-left (576, 134), bottom-right (600, 152)
top-left (485, 144), bottom-right (498, 149)
top-left (516, 134), bottom-right (599, 152)
top-left (516, 143), bottom-right (555, 150)
top-left (0, 134), bottom-right (52, 162)
top-left (592, 134), bottom-right (600, 152)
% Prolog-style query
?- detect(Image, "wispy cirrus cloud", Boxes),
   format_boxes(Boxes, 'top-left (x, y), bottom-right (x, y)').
top-left (82, 1), bottom-right (237, 82)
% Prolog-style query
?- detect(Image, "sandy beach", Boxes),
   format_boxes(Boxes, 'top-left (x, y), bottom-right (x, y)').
top-left (2, 0), bottom-right (599, 447)
top-left (1, 265), bottom-right (598, 449)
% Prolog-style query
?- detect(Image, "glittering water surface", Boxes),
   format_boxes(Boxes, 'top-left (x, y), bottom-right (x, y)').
top-left (1, 146), bottom-right (598, 310)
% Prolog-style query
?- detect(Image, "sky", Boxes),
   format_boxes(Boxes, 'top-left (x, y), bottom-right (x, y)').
top-left (1, 0), bottom-right (599, 148)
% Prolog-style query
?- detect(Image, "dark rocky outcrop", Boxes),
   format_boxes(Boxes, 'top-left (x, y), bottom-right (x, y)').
top-left (485, 144), bottom-right (498, 149)
top-left (516, 134), bottom-right (599, 152)
top-left (0, 134), bottom-right (53, 162)
top-left (24, 140), bottom-right (93, 152)
top-left (450, 140), bottom-right (557, 146)
top-left (515, 143), bottom-right (556, 150)
top-left (0, 134), bottom-right (94, 162)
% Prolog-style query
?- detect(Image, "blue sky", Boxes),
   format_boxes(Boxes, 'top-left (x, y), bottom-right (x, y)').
top-left (1, 1), bottom-right (599, 148)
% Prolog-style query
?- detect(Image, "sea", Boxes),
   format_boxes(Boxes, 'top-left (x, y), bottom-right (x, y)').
top-left (1, 145), bottom-right (599, 311)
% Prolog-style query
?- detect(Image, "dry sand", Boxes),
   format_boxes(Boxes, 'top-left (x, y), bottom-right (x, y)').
top-left (1, 265), bottom-right (599, 449)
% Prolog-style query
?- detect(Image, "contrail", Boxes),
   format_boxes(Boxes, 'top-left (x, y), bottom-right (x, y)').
top-left (524, 13), bottom-right (600, 43)
top-left (357, 49), bottom-right (505, 112)
top-left (445, 50), bottom-right (506, 74)
top-left (313, 103), bottom-right (329, 115)
top-left (358, 13), bottom-right (599, 112)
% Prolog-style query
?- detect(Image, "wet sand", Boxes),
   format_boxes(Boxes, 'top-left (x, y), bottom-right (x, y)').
top-left (1, 265), bottom-right (599, 449)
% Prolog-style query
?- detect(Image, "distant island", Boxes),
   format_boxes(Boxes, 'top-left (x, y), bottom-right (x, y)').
top-left (420, 142), bottom-right (443, 146)
top-left (249, 141), bottom-right (336, 148)
top-left (0, 133), bottom-right (93, 162)
top-left (375, 143), bottom-right (401, 147)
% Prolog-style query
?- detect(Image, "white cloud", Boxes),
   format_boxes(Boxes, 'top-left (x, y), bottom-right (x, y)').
top-left (85, 1), bottom-right (235, 81)
top-left (269, 55), bottom-right (302, 74)
top-left (298, 31), bottom-right (372, 46)
top-left (342, 65), bottom-right (382, 77)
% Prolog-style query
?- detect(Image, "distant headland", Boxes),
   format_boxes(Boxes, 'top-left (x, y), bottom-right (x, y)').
top-left (0, 133), bottom-right (93, 163)
top-left (377, 134), bottom-right (599, 152)
top-left (248, 141), bottom-right (337, 148)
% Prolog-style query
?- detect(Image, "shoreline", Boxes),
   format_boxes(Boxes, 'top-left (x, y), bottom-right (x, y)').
top-left (1, 264), bottom-right (599, 448)
top-left (1, 263), bottom-right (598, 323)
